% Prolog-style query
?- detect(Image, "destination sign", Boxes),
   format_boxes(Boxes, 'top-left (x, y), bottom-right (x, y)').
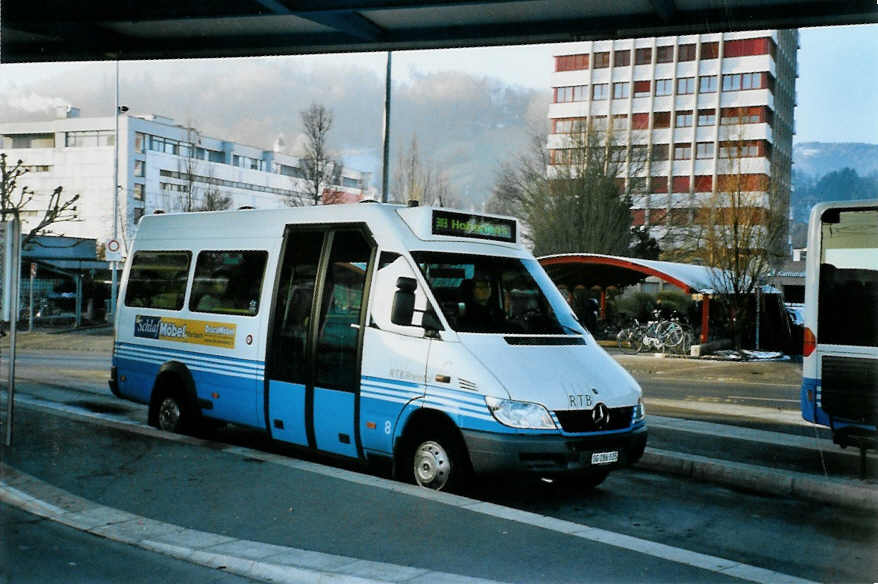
top-left (431, 210), bottom-right (516, 243)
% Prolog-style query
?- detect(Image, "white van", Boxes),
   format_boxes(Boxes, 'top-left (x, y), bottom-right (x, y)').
top-left (110, 203), bottom-right (646, 490)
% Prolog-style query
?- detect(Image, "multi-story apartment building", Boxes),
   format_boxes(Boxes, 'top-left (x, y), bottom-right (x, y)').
top-left (0, 108), bottom-right (374, 249)
top-left (548, 30), bottom-right (798, 249)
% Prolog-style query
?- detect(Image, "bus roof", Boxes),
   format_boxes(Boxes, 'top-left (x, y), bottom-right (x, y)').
top-left (132, 203), bottom-right (525, 256)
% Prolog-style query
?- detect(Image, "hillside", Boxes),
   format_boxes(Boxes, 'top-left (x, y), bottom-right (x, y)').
top-left (793, 142), bottom-right (878, 178)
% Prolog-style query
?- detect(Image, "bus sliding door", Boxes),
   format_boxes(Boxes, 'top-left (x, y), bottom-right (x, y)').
top-left (266, 226), bottom-right (375, 458)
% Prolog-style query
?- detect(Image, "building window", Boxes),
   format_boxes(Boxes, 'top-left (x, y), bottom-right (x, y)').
top-left (720, 140), bottom-right (763, 158)
top-left (633, 80), bottom-right (651, 98)
top-left (696, 142), bottom-right (715, 159)
top-left (592, 83), bottom-right (609, 100)
top-left (613, 82), bottom-right (629, 99)
top-left (678, 44), bottom-right (696, 61)
top-left (593, 52), bottom-right (610, 68)
top-left (675, 110), bottom-right (693, 127)
top-left (555, 85), bottom-right (589, 103)
top-left (555, 54), bottom-right (589, 71)
top-left (720, 106), bottom-right (767, 125)
top-left (722, 72), bottom-right (766, 92)
top-left (699, 75), bottom-right (718, 93)
top-left (553, 117), bottom-right (586, 134)
top-left (674, 143), bottom-right (692, 160)
top-left (133, 183), bottom-right (144, 201)
top-left (700, 42), bottom-right (719, 59)
top-left (632, 113), bottom-right (650, 130)
top-left (635, 48), bottom-right (652, 65)
top-left (610, 147), bottom-right (626, 162)
top-left (133, 207), bottom-right (145, 225)
top-left (656, 46), bottom-right (674, 63)
top-left (653, 111), bottom-right (671, 128)
top-left (134, 160), bottom-right (145, 177)
top-left (677, 77), bottom-right (695, 95)
top-left (697, 109), bottom-right (716, 126)
top-left (65, 131), bottom-right (113, 148)
top-left (135, 133), bottom-right (145, 154)
top-left (655, 79), bottom-right (673, 96)
top-left (614, 50), bottom-right (631, 67)
top-left (651, 144), bottom-right (669, 161)
top-left (612, 114), bottom-right (628, 130)
top-left (590, 116), bottom-right (608, 131)
top-left (630, 145), bottom-right (648, 162)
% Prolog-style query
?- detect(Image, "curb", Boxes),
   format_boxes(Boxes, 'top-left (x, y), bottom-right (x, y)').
top-left (637, 448), bottom-right (878, 511)
top-left (0, 463), bottom-right (502, 584)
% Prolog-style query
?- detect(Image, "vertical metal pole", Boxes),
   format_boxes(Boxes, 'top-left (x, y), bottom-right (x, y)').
top-left (755, 285), bottom-right (761, 350)
top-left (110, 59), bottom-right (120, 322)
top-left (75, 274), bottom-right (82, 328)
top-left (4, 217), bottom-right (20, 447)
top-left (381, 51), bottom-right (392, 203)
top-left (28, 263), bottom-right (33, 332)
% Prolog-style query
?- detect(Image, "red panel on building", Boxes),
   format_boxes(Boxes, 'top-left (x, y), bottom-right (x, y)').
top-left (632, 113), bottom-right (650, 129)
top-left (632, 209), bottom-right (646, 226)
top-left (650, 177), bottom-right (669, 193)
top-left (556, 54), bottom-right (589, 72)
top-left (723, 37), bottom-right (775, 58)
top-left (694, 175), bottom-right (713, 192)
top-left (672, 176), bottom-right (690, 193)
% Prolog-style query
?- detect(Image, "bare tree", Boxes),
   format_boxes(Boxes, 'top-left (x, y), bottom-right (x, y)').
top-left (392, 133), bottom-right (461, 207)
top-left (177, 123), bottom-right (202, 212)
top-left (0, 153), bottom-right (79, 246)
top-left (489, 121), bottom-right (645, 256)
top-left (300, 103), bottom-right (337, 206)
top-left (196, 188), bottom-right (233, 211)
top-left (672, 116), bottom-right (788, 347)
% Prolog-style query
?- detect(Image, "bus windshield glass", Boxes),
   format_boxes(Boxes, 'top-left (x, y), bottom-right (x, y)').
top-left (818, 207), bottom-right (878, 347)
top-left (411, 251), bottom-right (583, 335)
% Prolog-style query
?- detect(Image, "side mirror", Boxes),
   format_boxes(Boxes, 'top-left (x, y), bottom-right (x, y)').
top-left (390, 277), bottom-right (416, 326)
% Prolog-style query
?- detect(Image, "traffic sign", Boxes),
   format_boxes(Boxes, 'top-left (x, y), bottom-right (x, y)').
top-left (105, 238), bottom-right (123, 261)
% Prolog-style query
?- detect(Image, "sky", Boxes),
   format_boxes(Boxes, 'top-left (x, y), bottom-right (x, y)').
top-left (1, 24), bottom-right (875, 146)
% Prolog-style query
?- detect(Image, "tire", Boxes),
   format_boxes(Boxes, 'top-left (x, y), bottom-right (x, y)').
top-left (403, 427), bottom-right (470, 492)
top-left (617, 328), bottom-right (639, 355)
top-left (151, 390), bottom-right (191, 434)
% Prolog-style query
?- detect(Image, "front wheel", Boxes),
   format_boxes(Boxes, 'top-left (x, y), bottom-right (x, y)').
top-left (403, 428), bottom-right (470, 492)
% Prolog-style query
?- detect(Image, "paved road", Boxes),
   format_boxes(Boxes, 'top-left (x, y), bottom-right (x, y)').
top-left (0, 505), bottom-right (260, 583)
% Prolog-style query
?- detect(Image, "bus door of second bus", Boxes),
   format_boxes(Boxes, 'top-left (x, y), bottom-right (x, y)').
top-left (266, 225), bottom-right (376, 458)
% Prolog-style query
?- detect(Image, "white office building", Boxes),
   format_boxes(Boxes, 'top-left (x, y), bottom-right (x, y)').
top-left (0, 107), bottom-right (374, 252)
top-left (548, 30), bottom-right (797, 247)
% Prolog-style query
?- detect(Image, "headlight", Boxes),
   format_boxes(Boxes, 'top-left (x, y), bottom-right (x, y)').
top-left (485, 396), bottom-right (556, 429)
top-left (634, 398), bottom-right (646, 420)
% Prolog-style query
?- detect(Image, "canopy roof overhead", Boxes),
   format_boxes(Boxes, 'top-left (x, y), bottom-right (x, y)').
top-left (539, 253), bottom-right (725, 294)
top-left (3, 1), bottom-right (876, 63)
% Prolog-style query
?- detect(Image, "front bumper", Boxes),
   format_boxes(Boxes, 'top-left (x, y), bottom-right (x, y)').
top-left (461, 424), bottom-right (647, 476)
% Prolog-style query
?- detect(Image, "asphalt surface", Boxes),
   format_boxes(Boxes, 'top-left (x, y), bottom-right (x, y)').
top-left (0, 330), bottom-right (875, 583)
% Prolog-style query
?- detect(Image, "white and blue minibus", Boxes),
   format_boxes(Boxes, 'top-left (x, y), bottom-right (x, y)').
top-left (110, 203), bottom-right (647, 490)
top-left (800, 199), bottom-right (878, 453)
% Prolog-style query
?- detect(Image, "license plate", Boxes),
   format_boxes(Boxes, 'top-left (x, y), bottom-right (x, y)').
top-left (591, 451), bottom-right (619, 465)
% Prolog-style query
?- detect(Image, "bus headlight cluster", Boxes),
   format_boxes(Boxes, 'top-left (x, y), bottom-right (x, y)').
top-left (634, 398), bottom-right (646, 421)
top-left (485, 397), bottom-right (556, 429)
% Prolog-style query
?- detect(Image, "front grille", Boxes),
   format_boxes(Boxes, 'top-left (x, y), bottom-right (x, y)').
top-left (554, 407), bottom-right (633, 433)
top-left (822, 356), bottom-right (878, 425)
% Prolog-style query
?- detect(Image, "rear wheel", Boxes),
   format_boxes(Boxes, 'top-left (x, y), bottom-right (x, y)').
top-left (150, 390), bottom-right (192, 434)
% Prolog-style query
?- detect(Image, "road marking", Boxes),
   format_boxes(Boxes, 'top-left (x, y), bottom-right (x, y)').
top-left (727, 396), bottom-right (799, 404)
top-left (10, 397), bottom-right (819, 584)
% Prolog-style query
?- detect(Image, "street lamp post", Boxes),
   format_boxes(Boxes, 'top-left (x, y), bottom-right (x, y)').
top-left (110, 62), bottom-right (128, 322)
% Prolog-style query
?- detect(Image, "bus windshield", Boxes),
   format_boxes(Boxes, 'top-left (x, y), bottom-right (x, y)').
top-left (411, 251), bottom-right (583, 335)
top-left (817, 208), bottom-right (878, 347)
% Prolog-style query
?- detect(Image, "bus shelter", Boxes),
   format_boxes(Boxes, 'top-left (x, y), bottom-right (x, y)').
top-left (538, 254), bottom-right (729, 343)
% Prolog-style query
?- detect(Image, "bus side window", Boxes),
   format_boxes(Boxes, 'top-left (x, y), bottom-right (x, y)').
top-left (124, 251), bottom-right (191, 311)
top-left (189, 250), bottom-right (268, 316)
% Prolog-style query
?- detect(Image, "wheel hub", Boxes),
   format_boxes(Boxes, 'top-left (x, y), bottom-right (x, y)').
top-left (158, 397), bottom-right (181, 431)
top-left (413, 440), bottom-right (450, 490)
